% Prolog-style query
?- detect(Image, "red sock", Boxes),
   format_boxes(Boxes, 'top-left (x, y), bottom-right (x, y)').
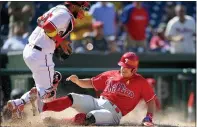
top-left (43, 96), bottom-right (72, 112)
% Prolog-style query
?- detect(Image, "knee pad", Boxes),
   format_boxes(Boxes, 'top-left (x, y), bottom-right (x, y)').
top-left (53, 71), bottom-right (62, 88)
top-left (85, 113), bottom-right (96, 125)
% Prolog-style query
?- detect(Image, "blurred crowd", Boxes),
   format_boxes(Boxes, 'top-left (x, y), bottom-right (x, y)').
top-left (0, 1), bottom-right (196, 54)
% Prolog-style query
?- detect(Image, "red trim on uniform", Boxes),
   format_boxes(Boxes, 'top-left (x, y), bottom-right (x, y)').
top-left (90, 78), bottom-right (98, 91)
top-left (146, 94), bottom-right (156, 103)
top-left (42, 20), bottom-right (57, 32)
top-left (43, 96), bottom-right (72, 112)
top-left (115, 107), bottom-right (120, 113)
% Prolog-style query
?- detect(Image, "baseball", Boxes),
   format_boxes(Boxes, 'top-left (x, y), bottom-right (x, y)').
top-left (86, 43), bottom-right (93, 51)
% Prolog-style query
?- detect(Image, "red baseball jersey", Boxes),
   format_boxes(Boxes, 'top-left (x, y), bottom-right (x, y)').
top-left (126, 7), bottom-right (149, 41)
top-left (91, 70), bottom-right (156, 116)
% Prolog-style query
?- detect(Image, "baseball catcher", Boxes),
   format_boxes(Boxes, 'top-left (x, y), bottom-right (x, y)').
top-left (3, 1), bottom-right (90, 121)
top-left (39, 52), bottom-right (156, 126)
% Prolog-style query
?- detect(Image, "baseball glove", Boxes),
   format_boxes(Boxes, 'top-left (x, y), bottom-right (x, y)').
top-left (54, 40), bottom-right (72, 61)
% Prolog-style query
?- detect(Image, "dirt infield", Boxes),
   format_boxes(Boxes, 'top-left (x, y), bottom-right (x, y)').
top-left (1, 103), bottom-right (195, 127)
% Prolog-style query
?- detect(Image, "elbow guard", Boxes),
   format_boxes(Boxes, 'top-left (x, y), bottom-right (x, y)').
top-left (42, 20), bottom-right (58, 38)
top-left (40, 20), bottom-right (64, 45)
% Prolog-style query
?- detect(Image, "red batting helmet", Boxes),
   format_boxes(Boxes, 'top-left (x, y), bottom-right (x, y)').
top-left (65, 1), bottom-right (90, 11)
top-left (118, 52), bottom-right (139, 69)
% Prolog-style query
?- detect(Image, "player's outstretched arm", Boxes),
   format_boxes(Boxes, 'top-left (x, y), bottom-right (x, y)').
top-left (66, 75), bottom-right (93, 89)
top-left (142, 99), bottom-right (155, 126)
top-left (147, 99), bottom-right (155, 114)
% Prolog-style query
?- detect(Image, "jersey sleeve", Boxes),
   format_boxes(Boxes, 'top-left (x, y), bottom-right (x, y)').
top-left (91, 72), bottom-right (108, 91)
top-left (48, 9), bottom-right (72, 35)
top-left (165, 19), bottom-right (176, 37)
top-left (190, 17), bottom-right (196, 34)
top-left (141, 79), bottom-right (156, 103)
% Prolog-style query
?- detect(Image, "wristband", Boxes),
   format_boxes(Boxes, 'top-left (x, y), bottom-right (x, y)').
top-left (146, 112), bottom-right (153, 119)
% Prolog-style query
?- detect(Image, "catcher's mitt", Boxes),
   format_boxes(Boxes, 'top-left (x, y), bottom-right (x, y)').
top-left (54, 40), bottom-right (72, 61)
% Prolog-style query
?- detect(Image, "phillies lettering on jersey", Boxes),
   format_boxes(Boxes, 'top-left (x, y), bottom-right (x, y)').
top-left (104, 78), bottom-right (134, 98)
top-left (91, 70), bottom-right (156, 116)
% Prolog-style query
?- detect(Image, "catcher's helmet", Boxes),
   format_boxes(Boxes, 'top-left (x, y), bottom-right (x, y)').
top-left (118, 52), bottom-right (139, 69)
top-left (65, 1), bottom-right (90, 11)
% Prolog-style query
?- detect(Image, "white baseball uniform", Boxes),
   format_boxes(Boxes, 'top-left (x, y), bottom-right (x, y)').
top-left (14, 5), bottom-right (74, 108)
top-left (165, 15), bottom-right (196, 54)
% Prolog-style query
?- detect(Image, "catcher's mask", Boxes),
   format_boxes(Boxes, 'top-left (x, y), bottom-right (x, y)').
top-left (65, 1), bottom-right (90, 19)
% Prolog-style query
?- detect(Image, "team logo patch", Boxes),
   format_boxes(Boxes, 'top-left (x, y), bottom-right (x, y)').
top-left (125, 58), bottom-right (138, 67)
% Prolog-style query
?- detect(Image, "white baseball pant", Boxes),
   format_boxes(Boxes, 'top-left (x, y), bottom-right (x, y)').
top-left (70, 93), bottom-right (122, 125)
top-left (22, 44), bottom-right (55, 107)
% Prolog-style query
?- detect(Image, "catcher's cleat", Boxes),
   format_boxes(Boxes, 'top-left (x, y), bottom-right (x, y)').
top-left (4, 100), bottom-right (25, 120)
top-left (29, 87), bottom-right (38, 116)
top-left (2, 105), bottom-right (12, 122)
top-left (53, 71), bottom-right (62, 89)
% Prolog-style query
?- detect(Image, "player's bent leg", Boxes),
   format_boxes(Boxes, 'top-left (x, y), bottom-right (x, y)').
top-left (41, 92), bottom-right (95, 113)
top-left (3, 70), bottom-right (61, 120)
top-left (2, 87), bottom-right (38, 121)
top-left (35, 71), bottom-right (62, 112)
top-left (87, 109), bottom-right (120, 126)
top-left (40, 71), bottom-right (62, 102)
top-left (35, 71), bottom-right (61, 102)
top-left (69, 93), bottom-right (96, 113)
top-left (42, 95), bottom-right (73, 112)
top-left (3, 99), bottom-right (25, 121)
